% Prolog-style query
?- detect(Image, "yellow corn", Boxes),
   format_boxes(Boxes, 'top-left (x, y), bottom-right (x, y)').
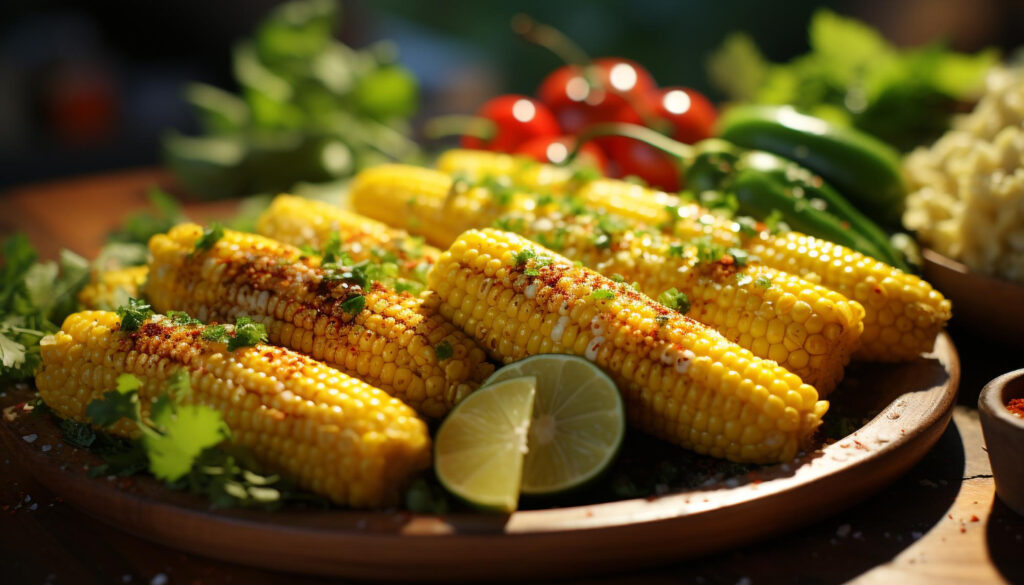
top-left (436, 151), bottom-right (952, 362)
top-left (256, 194), bottom-right (438, 282)
top-left (146, 224), bottom-right (494, 418)
top-left (78, 266), bottom-right (149, 310)
top-left (436, 149), bottom-right (577, 194)
top-left (351, 164), bottom-right (538, 248)
top-left (36, 311), bottom-right (431, 508)
top-left (428, 229), bottom-right (828, 464)
top-left (505, 212), bottom-right (863, 394)
top-left (350, 164), bottom-right (863, 392)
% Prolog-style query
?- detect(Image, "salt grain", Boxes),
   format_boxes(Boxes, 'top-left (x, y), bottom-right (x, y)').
top-left (22, 434), bottom-right (37, 443)
top-left (150, 574), bottom-right (167, 585)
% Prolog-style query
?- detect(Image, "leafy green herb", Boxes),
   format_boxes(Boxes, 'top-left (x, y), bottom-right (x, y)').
top-left (339, 294), bottom-right (366, 315)
top-left (736, 273), bottom-right (754, 287)
top-left (481, 175), bottom-right (515, 207)
top-left (320, 232), bottom-right (346, 265)
top-left (434, 340), bottom-right (453, 362)
top-left (610, 274), bottom-right (626, 283)
top-left (698, 190), bottom-right (738, 216)
top-left (694, 238), bottom-right (726, 264)
top-left (667, 243), bottom-right (685, 258)
top-left (167, 311), bottom-right (203, 326)
top-left (707, 9), bottom-right (997, 150)
top-left (755, 276), bottom-right (773, 289)
top-left (534, 193), bottom-right (555, 207)
top-left (493, 216), bottom-right (526, 234)
top-left (116, 298), bottom-right (154, 332)
top-left (535, 227), bottom-right (566, 252)
top-left (589, 289), bottom-right (615, 301)
top-left (513, 248), bottom-right (536, 267)
top-left (201, 324), bottom-right (229, 343)
top-left (193, 222), bottom-right (225, 254)
top-left (657, 288), bottom-right (690, 314)
top-left (728, 248), bottom-right (750, 268)
top-left (86, 373), bottom-right (142, 427)
top-left (764, 210), bottom-right (790, 235)
top-left (736, 216), bottom-right (760, 238)
top-left (227, 316), bottom-right (268, 351)
top-left (394, 279), bottom-right (425, 295)
top-left (404, 477), bottom-right (450, 515)
top-left (60, 418), bottom-right (97, 449)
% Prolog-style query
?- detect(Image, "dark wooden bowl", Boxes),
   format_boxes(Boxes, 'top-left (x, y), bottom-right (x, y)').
top-left (922, 248), bottom-right (1024, 346)
top-left (978, 368), bottom-right (1024, 517)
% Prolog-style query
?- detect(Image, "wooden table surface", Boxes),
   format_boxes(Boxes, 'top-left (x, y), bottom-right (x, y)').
top-left (1, 169), bottom-right (1022, 585)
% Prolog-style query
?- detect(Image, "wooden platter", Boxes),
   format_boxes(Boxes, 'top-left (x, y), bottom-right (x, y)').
top-left (1, 333), bottom-right (959, 581)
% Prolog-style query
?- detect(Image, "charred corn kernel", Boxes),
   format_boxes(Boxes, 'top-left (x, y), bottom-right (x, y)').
top-left (428, 229), bottom-right (828, 464)
top-left (256, 194), bottom-right (439, 282)
top-left (78, 266), bottom-right (149, 310)
top-left (351, 164), bottom-right (538, 248)
top-left (502, 212), bottom-right (863, 394)
top-left (35, 311), bottom-right (431, 508)
top-left (146, 224), bottom-right (493, 417)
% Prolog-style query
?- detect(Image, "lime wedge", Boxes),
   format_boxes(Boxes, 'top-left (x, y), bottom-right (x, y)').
top-left (434, 376), bottom-right (537, 512)
top-left (484, 355), bottom-right (625, 495)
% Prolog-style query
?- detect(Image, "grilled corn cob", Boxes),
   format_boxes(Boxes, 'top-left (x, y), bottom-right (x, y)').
top-left (36, 311), bottom-right (431, 508)
top-left (435, 151), bottom-right (952, 362)
top-left (429, 229), bottom-right (828, 464)
top-left (502, 211), bottom-right (863, 393)
top-left (351, 165), bottom-right (863, 392)
top-left (256, 194), bottom-right (438, 283)
top-left (572, 180), bottom-right (952, 361)
top-left (78, 266), bottom-right (149, 310)
top-left (351, 164), bottom-right (539, 248)
top-left (437, 149), bottom-right (578, 194)
top-left (146, 224), bottom-right (493, 418)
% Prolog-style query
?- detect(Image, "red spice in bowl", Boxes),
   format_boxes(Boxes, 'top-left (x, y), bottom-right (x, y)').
top-left (1008, 398), bottom-right (1024, 418)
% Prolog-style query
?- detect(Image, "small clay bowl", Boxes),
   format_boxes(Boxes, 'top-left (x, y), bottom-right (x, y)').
top-left (978, 368), bottom-right (1024, 516)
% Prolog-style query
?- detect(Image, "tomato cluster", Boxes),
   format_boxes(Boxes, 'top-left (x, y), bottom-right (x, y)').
top-left (460, 58), bottom-right (717, 191)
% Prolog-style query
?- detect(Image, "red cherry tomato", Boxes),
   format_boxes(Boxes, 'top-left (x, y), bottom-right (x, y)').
top-left (460, 94), bottom-right (560, 152)
top-left (646, 87), bottom-right (717, 144)
top-left (537, 58), bottom-right (656, 134)
top-left (596, 104), bottom-right (681, 191)
top-left (515, 135), bottom-right (608, 174)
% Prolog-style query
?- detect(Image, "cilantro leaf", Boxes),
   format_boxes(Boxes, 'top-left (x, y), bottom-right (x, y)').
top-left (227, 316), bottom-right (268, 351)
top-left (590, 289), bottom-right (615, 301)
top-left (144, 404), bottom-right (228, 482)
top-left (728, 248), bottom-right (751, 268)
top-left (657, 288), bottom-right (691, 314)
top-left (0, 332), bottom-right (26, 370)
top-left (695, 238), bottom-right (725, 264)
top-left (59, 418), bottom-right (96, 449)
top-left (755, 276), bottom-right (773, 289)
top-left (167, 311), bottom-right (203, 326)
top-left (736, 273), bottom-right (754, 287)
top-left (201, 324), bottom-right (229, 343)
top-left (434, 340), bottom-right (453, 362)
top-left (513, 248), bottom-right (536, 267)
top-left (87, 389), bottom-right (140, 427)
top-left (193, 222), bottom-right (225, 254)
top-left (339, 294), bottom-right (366, 315)
top-left (115, 298), bottom-right (153, 332)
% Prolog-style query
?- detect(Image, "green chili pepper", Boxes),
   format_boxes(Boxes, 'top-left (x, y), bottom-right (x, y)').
top-left (717, 105), bottom-right (906, 227)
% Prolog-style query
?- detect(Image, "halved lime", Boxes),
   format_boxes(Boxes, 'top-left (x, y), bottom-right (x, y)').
top-left (484, 355), bottom-right (625, 495)
top-left (434, 376), bottom-right (537, 513)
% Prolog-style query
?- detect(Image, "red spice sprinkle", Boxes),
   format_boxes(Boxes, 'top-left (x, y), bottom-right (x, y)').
top-left (1007, 398), bottom-right (1024, 418)
top-left (970, 515), bottom-right (980, 523)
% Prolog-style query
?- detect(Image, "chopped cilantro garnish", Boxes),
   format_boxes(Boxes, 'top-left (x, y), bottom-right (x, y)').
top-left (658, 288), bottom-right (691, 314)
top-left (227, 316), bottom-right (267, 351)
top-left (395, 279), bottom-right (425, 295)
top-left (320, 232), bottom-right (345, 265)
top-left (201, 324), bottom-right (228, 343)
top-left (116, 298), bottom-right (153, 332)
top-left (736, 216), bottom-right (760, 238)
top-left (536, 227), bottom-right (566, 252)
top-left (610, 274), bottom-right (626, 283)
top-left (764, 210), bottom-right (790, 235)
top-left (736, 273), bottom-right (754, 287)
top-left (755, 276), bottom-right (773, 289)
top-left (667, 243), bottom-right (685, 258)
top-left (481, 175), bottom-right (515, 206)
top-left (728, 248), bottom-right (751, 267)
top-left (86, 373), bottom-right (142, 427)
top-left (698, 190), bottom-right (738, 216)
top-left (597, 215), bottom-right (628, 234)
top-left (535, 193), bottom-right (555, 207)
top-left (59, 418), bottom-right (96, 448)
top-left (434, 340), bottom-right (454, 361)
top-left (559, 196), bottom-right (589, 217)
top-left (339, 294), bottom-right (366, 315)
top-left (513, 248), bottom-right (537, 267)
top-left (493, 216), bottom-right (526, 233)
top-left (694, 238), bottom-right (726, 264)
top-left (167, 310), bottom-right (203, 326)
top-left (193, 222), bottom-right (225, 254)
top-left (589, 289), bottom-right (615, 301)
top-left (524, 268), bottom-right (540, 277)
